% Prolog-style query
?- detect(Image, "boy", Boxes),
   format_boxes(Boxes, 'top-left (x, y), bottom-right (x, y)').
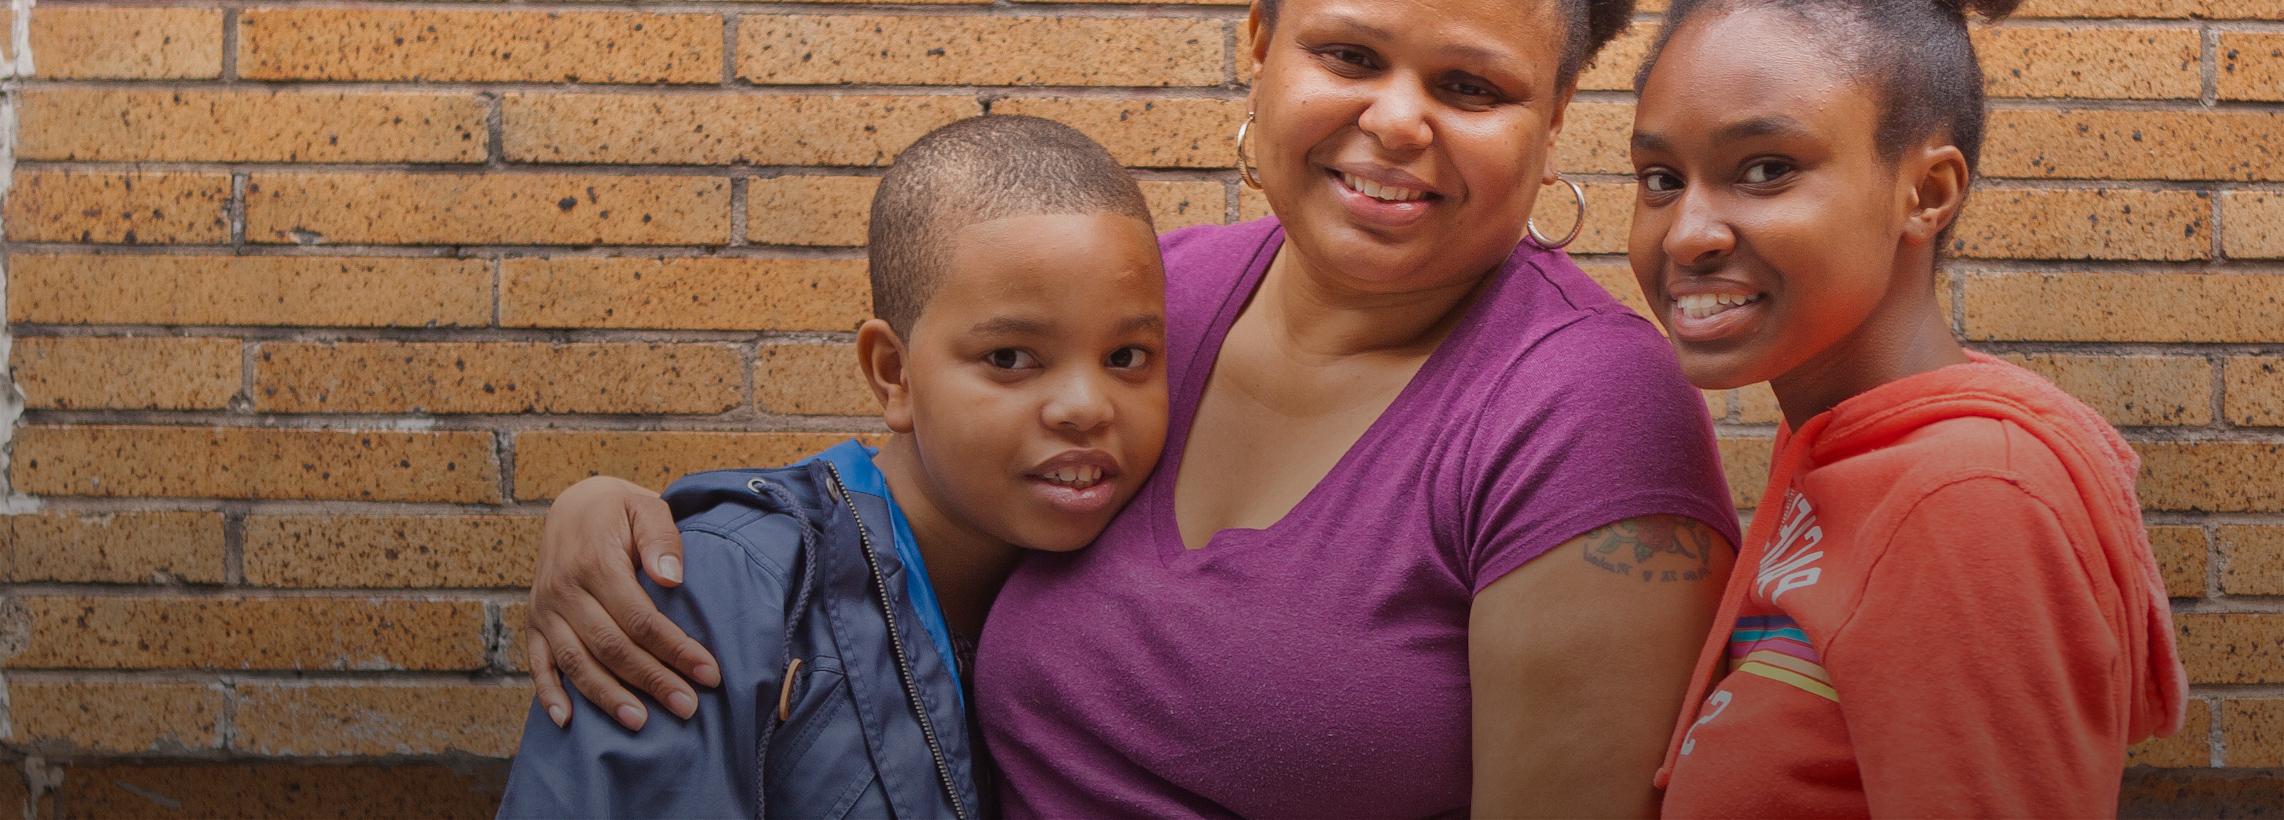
top-left (497, 115), bottom-right (1169, 818)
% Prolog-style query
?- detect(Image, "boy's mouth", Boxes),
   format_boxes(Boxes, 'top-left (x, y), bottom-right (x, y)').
top-left (1024, 450), bottom-right (1123, 515)
top-left (1039, 465), bottom-right (1105, 490)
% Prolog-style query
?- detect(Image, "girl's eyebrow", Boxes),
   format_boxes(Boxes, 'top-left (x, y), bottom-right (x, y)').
top-left (1631, 115), bottom-right (1816, 155)
top-left (1714, 115), bottom-right (1816, 143)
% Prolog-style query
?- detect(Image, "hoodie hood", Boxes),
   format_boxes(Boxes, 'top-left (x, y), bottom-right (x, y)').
top-left (1802, 351), bottom-right (2187, 741)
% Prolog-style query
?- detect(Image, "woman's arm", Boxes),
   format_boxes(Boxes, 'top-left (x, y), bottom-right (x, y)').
top-left (1470, 515), bottom-right (1732, 818)
top-left (525, 475), bottom-right (721, 730)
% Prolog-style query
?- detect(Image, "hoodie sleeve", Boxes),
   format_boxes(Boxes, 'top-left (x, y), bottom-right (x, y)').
top-left (497, 523), bottom-right (795, 819)
top-left (1823, 474), bottom-right (2128, 818)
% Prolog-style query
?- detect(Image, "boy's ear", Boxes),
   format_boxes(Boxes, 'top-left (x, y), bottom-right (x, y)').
top-left (1900, 142), bottom-right (1971, 246)
top-left (856, 319), bottom-right (917, 434)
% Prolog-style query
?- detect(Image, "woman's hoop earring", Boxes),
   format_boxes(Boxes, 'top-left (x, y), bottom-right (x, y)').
top-left (1527, 176), bottom-right (1588, 250)
top-left (1235, 112), bottom-right (1264, 190)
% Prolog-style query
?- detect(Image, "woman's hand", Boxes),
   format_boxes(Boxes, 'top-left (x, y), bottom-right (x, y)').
top-left (526, 476), bottom-right (722, 731)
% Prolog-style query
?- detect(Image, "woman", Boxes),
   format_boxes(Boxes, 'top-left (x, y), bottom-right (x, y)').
top-left (525, 0), bottom-right (1739, 811)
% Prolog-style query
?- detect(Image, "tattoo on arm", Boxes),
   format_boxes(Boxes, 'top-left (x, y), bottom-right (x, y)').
top-left (1580, 516), bottom-right (1716, 583)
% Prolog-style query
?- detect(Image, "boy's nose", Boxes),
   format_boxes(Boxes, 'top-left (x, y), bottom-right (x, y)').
top-left (1042, 372), bottom-right (1115, 434)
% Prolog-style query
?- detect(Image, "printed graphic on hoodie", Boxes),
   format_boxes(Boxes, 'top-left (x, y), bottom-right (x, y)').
top-left (1658, 354), bottom-right (2188, 818)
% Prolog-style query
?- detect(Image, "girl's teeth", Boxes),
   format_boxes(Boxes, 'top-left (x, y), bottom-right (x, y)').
top-left (1674, 293), bottom-right (1763, 320)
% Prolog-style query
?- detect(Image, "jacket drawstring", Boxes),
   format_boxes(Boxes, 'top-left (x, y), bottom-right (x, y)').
top-left (746, 475), bottom-right (822, 819)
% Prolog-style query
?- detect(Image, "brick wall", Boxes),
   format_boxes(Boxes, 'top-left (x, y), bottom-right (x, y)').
top-left (0, 0), bottom-right (2275, 816)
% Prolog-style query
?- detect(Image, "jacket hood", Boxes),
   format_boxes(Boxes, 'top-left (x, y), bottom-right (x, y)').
top-left (1805, 351), bottom-right (2187, 741)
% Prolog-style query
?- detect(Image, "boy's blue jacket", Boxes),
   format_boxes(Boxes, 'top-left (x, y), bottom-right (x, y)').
top-left (497, 442), bottom-right (985, 819)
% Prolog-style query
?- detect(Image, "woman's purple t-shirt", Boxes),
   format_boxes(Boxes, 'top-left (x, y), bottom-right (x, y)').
top-left (974, 219), bottom-right (1739, 817)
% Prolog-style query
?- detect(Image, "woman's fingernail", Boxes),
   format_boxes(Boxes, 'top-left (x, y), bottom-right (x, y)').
top-left (656, 555), bottom-right (683, 583)
top-left (695, 664), bottom-right (722, 687)
top-left (547, 705), bottom-right (568, 727)
top-left (616, 704), bottom-right (647, 729)
top-left (668, 691), bottom-right (696, 718)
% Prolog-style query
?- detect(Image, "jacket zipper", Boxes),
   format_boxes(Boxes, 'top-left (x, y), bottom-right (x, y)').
top-left (820, 462), bottom-right (972, 820)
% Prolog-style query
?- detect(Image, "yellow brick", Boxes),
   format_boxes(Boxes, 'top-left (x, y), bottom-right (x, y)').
top-left (757, 343), bottom-right (875, 416)
top-left (4, 595), bottom-right (488, 671)
top-left (1719, 435), bottom-right (1774, 512)
top-left (750, 176), bottom-right (877, 247)
top-left (30, 6), bottom-right (222, 79)
top-left (1574, 258), bottom-right (1651, 318)
top-left (1980, 110), bottom-right (2284, 182)
top-left (1953, 189), bottom-right (2208, 261)
top-left (2128, 700), bottom-right (2210, 767)
top-left (246, 173), bottom-right (728, 246)
top-left (2014, 0), bottom-right (2198, 16)
top-left (1975, 26), bottom-right (2201, 100)
top-left (514, 431), bottom-right (876, 499)
top-left (1016, 0), bottom-right (1239, 6)
top-left (2177, 613), bottom-right (2284, 684)
top-left (5, 171), bottom-right (231, 245)
top-left (1963, 272), bottom-right (2284, 343)
top-left (739, 15), bottom-right (1222, 86)
top-left (2147, 525), bottom-right (2208, 599)
top-left (18, 89), bottom-right (486, 164)
top-left (233, 683), bottom-right (529, 758)
top-left (1144, 180), bottom-right (1229, 231)
top-left (11, 425), bottom-right (500, 504)
top-left (2224, 700), bottom-right (2284, 767)
top-left (1576, 25), bottom-right (1654, 92)
top-left (993, 96), bottom-right (1246, 168)
top-left (2226, 356), bottom-right (2284, 427)
top-left (1, 511), bottom-right (226, 585)
top-left (8, 681), bottom-right (225, 754)
top-left (2203, 0), bottom-right (2284, 19)
top-left (503, 93), bottom-right (977, 166)
top-left (1999, 353), bottom-right (2211, 426)
top-left (240, 9), bottom-right (721, 84)
top-left (1553, 100), bottom-right (1634, 177)
top-left (2138, 442), bottom-right (2284, 513)
top-left (2220, 34), bottom-right (2284, 102)
top-left (12, 337), bottom-right (242, 412)
top-left (2218, 526), bottom-right (2284, 596)
top-left (54, 763), bottom-right (503, 819)
top-left (749, 176), bottom-right (1221, 245)
top-left (501, 257), bottom-right (869, 332)
top-left (2225, 192), bottom-right (2284, 259)
top-left (244, 514), bottom-right (541, 589)
top-left (6, 255), bottom-right (491, 329)
top-left (502, 601), bottom-right (533, 673)
top-left (254, 341), bottom-right (743, 415)
top-left (1530, 180), bottom-right (1633, 255)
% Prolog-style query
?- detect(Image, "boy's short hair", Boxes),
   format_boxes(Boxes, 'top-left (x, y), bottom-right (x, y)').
top-left (866, 115), bottom-right (1156, 335)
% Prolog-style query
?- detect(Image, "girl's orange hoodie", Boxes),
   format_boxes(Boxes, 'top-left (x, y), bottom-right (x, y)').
top-left (1656, 352), bottom-right (2187, 818)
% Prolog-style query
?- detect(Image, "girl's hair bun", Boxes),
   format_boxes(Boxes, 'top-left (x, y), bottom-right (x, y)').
top-left (1934, 0), bottom-right (2024, 23)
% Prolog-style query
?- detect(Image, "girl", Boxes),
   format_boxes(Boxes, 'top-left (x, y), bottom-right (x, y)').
top-left (1626, 0), bottom-right (2189, 814)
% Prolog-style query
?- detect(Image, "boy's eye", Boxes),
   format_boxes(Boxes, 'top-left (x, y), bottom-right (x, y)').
top-left (986, 349), bottom-right (1040, 370)
top-left (1640, 171), bottom-right (1682, 193)
top-left (1106, 347), bottom-right (1152, 370)
top-left (1741, 159), bottom-right (1794, 184)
